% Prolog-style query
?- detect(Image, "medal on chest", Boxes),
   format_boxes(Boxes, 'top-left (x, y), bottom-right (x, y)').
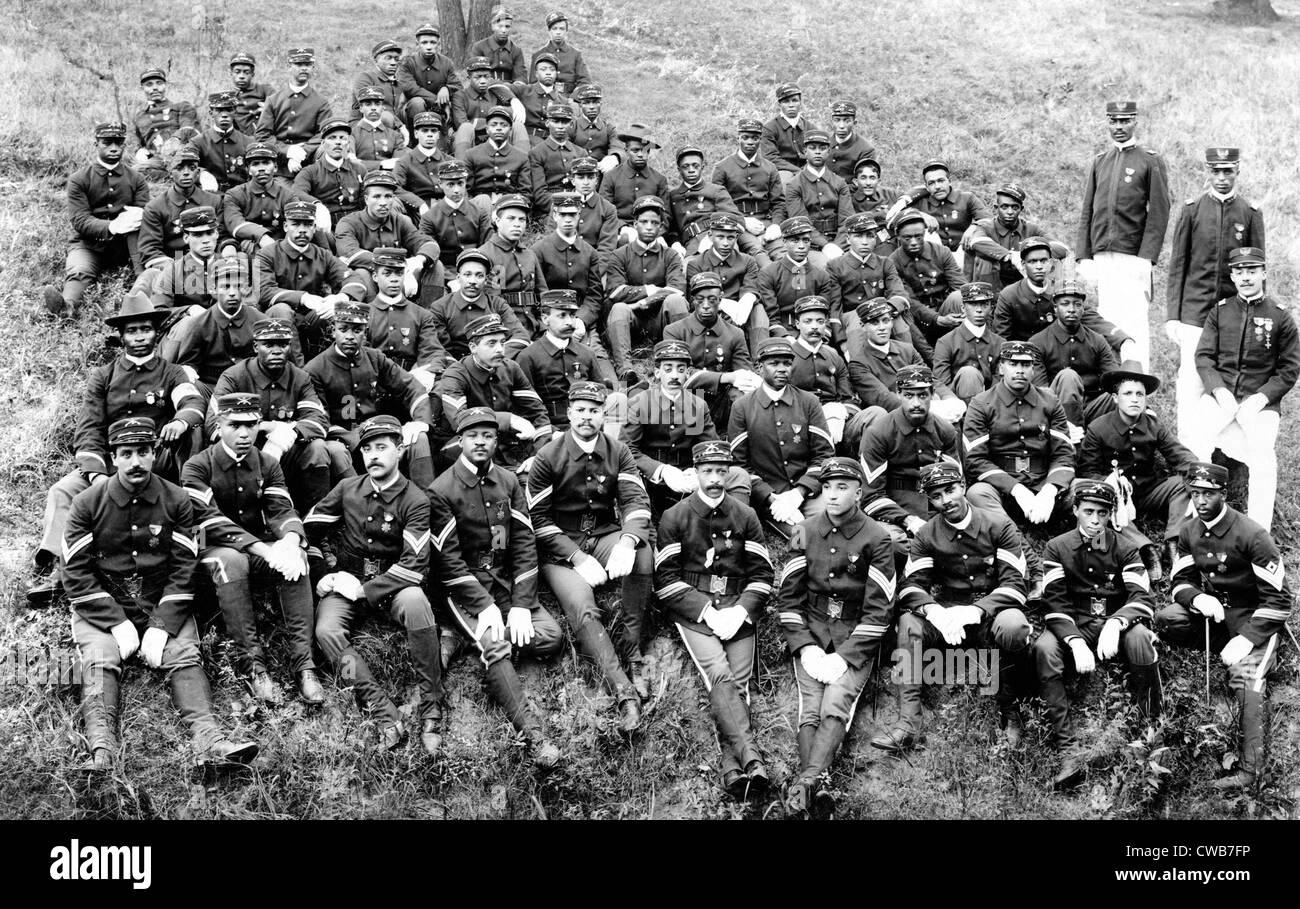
top-left (1124, 167), bottom-right (1134, 184)
top-left (381, 511), bottom-right (395, 533)
top-left (148, 524), bottom-right (163, 549)
top-left (1253, 316), bottom-right (1273, 349)
top-left (791, 423), bottom-right (802, 443)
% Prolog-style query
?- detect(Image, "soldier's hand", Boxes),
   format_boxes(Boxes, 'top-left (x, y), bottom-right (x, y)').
top-left (572, 552), bottom-right (608, 587)
top-left (266, 423), bottom-right (297, 452)
top-left (507, 606), bottom-right (535, 647)
top-left (711, 605), bottom-right (747, 641)
top-left (515, 456), bottom-right (536, 475)
top-left (904, 515), bottom-right (927, 536)
top-left (508, 414), bottom-right (536, 440)
top-left (436, 87), bottom-right (450, 106)
top-left (410, 367), bottom-right (438, 392)
top-left (822, 242), bottom-right (844, 261)
top-left (1220, 634), bottom-right (1254, 667)
top-left (619, 225), bottom-right (638, 245)
top-left (476, 603), bottom-right (506, 643)
top-left (1096, 618), bottom-right (1122, 661)
top-left (762, 223), bottom-right (783, 242)
top-left (1192, 593), bottom-right (1225, 623)
top-left (924, 604), bottom-right (963, 645)
top-left (604, 539), bottom-right (637, 579)
top-left (799, 645), bottom-right (829, 683)
top-left (1069, 638), bottom-right (1096, 674)
top-left (1210, 388), bottom-right (1238, 418)
top-left (821, 652), bottom-right (848, 683)
top-left (743, 217), bottom-right (764, 236)
top-left (660, 465), bottom-right (694, 494)
top-left (158, 419), bottom-right (188, 443)
top-left (1027, 484), bottom-right (1058, 524)
top-left (950, 604), bottom-right (983, 629)
top-left (110, 620), bottom-right (141, 662)
top-left (198, 169), bottom-right (220, 192)
top-left (597, 154), bottom-right (619, 174)
top-left (259, 234), bottom-right (278, 249)
top-left (770, 488), bottom-right (806, 525)
top-left (401, 420), bottom-right (430, 446)
top-left (1236, 393), bottom-right (1268, 422)
top-left (140, 626), bottom-right (168, 669)
top-left (1010, 484), bottom-right (1037, 517)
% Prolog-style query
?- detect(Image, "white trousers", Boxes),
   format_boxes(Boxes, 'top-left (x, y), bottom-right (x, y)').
top-left (1193, 397), bottom-right (1279, 530)
top-left (1092, 251), bottom-right (1152, 371)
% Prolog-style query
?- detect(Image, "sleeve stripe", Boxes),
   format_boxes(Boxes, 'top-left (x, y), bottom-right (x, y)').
top-left (1121, 570), bottom-right (1151, 592)
top-left (431, 520), bottom-right (457, 551)
top-left (728, 431), bottom-right (748, 451)
top-left (514, 567), bottom-right (538, 585)
top-left (965, 434), bottom-right (990, 450)
top-left (297, 400), bottom-right (327, 413)
top-left (868, 565), bottom-right (896, 602)
top-left (623, 508), bottom-right (652, 525)
top-left (904, 556), bottom-right (934, 576)
top-left (777, 611), bottom-right (806, 625)
top-left (809, 425), bottom-right (833, 444)
top-left (403, 529), bottom-right (431, 554)
top-left (185, 487), bottom-right (214, 505)
top-left (991, 586), bottom-right (1027, 605)
top-left (173, 532), bottom-right (199, 556)
top-left (656, 581), bottom-right (693, 599)
top-left (387, 564), bottom-right (425, 584)
top-left (265, 487), bottom-right (294, 501)
top-left (861, 458), bottom-right (888, 483)
top-left (171, 383), bottom-right (202, 406)
top-left (618, 472), bottom-right (647, 492)
top-left (996, 548), bottom-right (1027, 575)
top-left (304, 512), bottom-right (342, 524)
top-left (510, 508), bottom-right (533, 530)
top-left (1252, 562), bottom-right (1285, 591)
top-left (1170, 554), bottom-right (1195, 576)
top-left (63, 533), bottom-right (94, 561)
top-left (526, 485), bottom-right (553, 509)
top-left (70, 592), bottom-right (113, 605)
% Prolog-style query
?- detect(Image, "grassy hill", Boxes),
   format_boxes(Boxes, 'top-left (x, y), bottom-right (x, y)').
top-left (1, 0), bottom-right (1297, 818)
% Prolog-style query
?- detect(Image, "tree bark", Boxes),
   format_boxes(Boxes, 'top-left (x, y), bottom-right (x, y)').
top-left (467, 0), bottom-right (494, 46)
top-left (437, 0), bottom-right (468, 63)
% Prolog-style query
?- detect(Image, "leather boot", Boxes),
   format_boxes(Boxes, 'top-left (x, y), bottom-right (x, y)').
top-left (871, 676), bottom-right (922, 752)
top-left (26, 561), bottom-right (61, 607)
top-left (406, 626), bottom-right (446, 725)
top-left (1214, 687), bottom-right (1265, 790)
top-left (1140, 545), bottom-right (1163, 582)
top-left (1000, 705), bottom-right (1025, 748)
top-left (797, 724), bottom-right (816, 770)
top-left (485, 659), bottom-right (538, 734)
top-left (336, 646), bottom-right (401, 723)
top-left (80, 666), bottom-right (120, 769)
top-left (799, 717), bottom-right (847, 784)
top-left (1163, 540), bottom-right (1179, 575)
top-left (1129, 665), bottom-right (1162, 723)
top-left (573, 619), bottom-right (635, 704)
top-left (297, 669), bottom-right (326, 706)
top-left (247, 669), bottom-right (284, 706)
top-left (439, 628), bottom-right (464, 670)
top-left (1053, 755), bottom-right (1086, 790)
top-left (1040, 676), bottom-right (1073, 750)
top-left (709, 682), bottom-right (761, 794)
top-left (170, 667), bottom-right (259, 764)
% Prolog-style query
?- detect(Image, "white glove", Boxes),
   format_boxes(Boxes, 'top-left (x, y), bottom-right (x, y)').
top-left (299, 293), bottom-right (335, 319)
top-left (597, 154), bottom-right (618, 174)
top-left (1027, 484), bottom-right (1057, 524)
top-left (266, 423), bottom-right (297, 452)
top-left (572, 552), bottom-right (608, 587)
top-left (475, 604), bottom-right (505, 643)
top-left (1163, 320), bottom-right (1182, 345)
top-left (904, 515), bottom-right (928, 536)
top-left (313, 202), bottom-right (332, 233)
top-left (1011, 484), bottom-right (1037, 516)
top-left (401, 420), bottom-right (429, 446)
top-left (696, 235), bottom-right (713, 254)
top-left (1220, 634), bottom-right (1254, 667)
top-left (262, 440), bottom-right (285, 461)
top-left (949, 604), bottom-right (983, 629)
top-left (1211, 388), bottom-right (1238, 418)
top-left (729, 370), bottom-right (762, 394)
top-left (1069, 638), bottom-right (1096, 674)
top-left (316, 571), bottom-right (364, 601)
top-left (139, 626), bottom-right (168, 669)
top-left (507, 606), bottom-right (535, 647)
top-left (670, 241), bottom-right (688, 259)
top-left (822, 242), bottom-right (844, 260)
top-left (763, 223), bottom-right (783, 242)
top-left (743, 216), bottom-right (764, 236)
top-left (198, 169), bottom-right (220, 192)
top-left (925, 604), bottom-right (965, 646)
top-left (436, 86), bottom-right (450, 106)
top-left (259, 234), bottom-right (278, 249)
top-left (702, 604), bottom-right (745, 641)
top-left (515, 456), bottom-right (536, 475)
top-left (604, 540), bottom-right (637, 579)
top-left (1066, 422), bottom-right (1084, 445)
top-left (403, 260), bottom-right (422, 298)
top-left (285, 143), bottom-right (307, 171)
top-left (1192, 593), bottom-right (1225, 623)
top-left (820, 652), bottom-right (848, 683)
top-left (409, 367), bottom-right (438, 392)
top-left (110, 620), bottom-right (141, 662)
top-left (931, 395), bottom-right (966, 423)
top-left (1236, 392), bottom-right (1268, 422)
top-left (770, 488), bottom-right (806, 525)
top-left (799, 645), bottom-right (829, 682)
top-left (572, 320), bottom-right (587, 340)
top-left (659, 464), bottom-right (696, 494)
top-left (619, 225), bottom-right (638, 245)
top-left (1104, 471), bottom-right (1131, 530)
top-left (508, 413), bottom-right (536, 441)
top-left (108, 206), bottom-right (144, 235)
top-left (1096, 618), bottom-right (1122, 661)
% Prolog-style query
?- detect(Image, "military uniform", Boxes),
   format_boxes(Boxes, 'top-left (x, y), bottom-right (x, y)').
top-left (466, 36), bottom-right (527, 84)
top-left (570, 110), bottom-right (624, 162)
top-left (473, 229), bottom-right (550, 336)
top-left (529, 38), bottom-right (591, 95)
top-left (846, 336), bottom-right (924, 412)
top-left (859, 405), bottom-right (960, 527)
top-left (759, 109), bottom-right (819, 176)
top-left (932, 320), bottom-right (1005, 402)
top-left (963, 213), bottom-right (1065, 291)
top-left (434, 350), bottom-right (551, 469)
top-left (513, 80), bottom-right (571, 144)
top-left (758, 254), bottom-right (841, 337)
top-left (148, 251), bottom-right (216, 311)
top-left (531, 229), bottom-right (605, 330)
top-left (574, 189), bottom-right (620, 264)
top-left (255, 236), bottom-right (356, 309)
top-left (993, 276), bottom-right (1129, 351)
top-left (221, 174), bottom-right (315, 249)
top-left (367, 292), bottom-right (446, 378)
top-left (605, 221), bottom-right (688, 375)
top-left (890, 239), bottom-right (964, 327)
top-left (906, 186), bottom-right (989, 254)
top-left (131, 95), bottom-right (200, 165)
top-left (528, 132), bottom-right (583, 208)
top-left (428, 288), bottom-right (530, 360)
top-left (466, 136), bottom-right (533, 199)
top-left (232, 78), bottom-right (272, 136)
top-left (173, 298), bottom-right (273, 387)
top-left (347, 67), bottom-right (403, 127)
top-left (1029, 310), bottom-right (1120, 427)
top-left (192, 120), bottom-right (252, 192)
top-left (419, 197), bottom-right (494, 269)
top-left (396, 42), bottom-right (462, 125)
top-left (783, 165), bottom-right (853, 251)
top-left (515, 331), bottom-right (605, 430)
top-left (666, 172), bottom-right (741, 254)
top-left (664, 306), bottom-right (753, 431)
top-left (392, 145), bottom-right (448, 213)
top-left (293, 154), bottom-right (371, 223)
top-left (254, 83), bottom-right (333, 170)
top-left (599, 159), bottom-right (670, 225)
top-left (138, 183), bottom-right (224, 271)
top-left (828, 132), bottom-right (875, 184)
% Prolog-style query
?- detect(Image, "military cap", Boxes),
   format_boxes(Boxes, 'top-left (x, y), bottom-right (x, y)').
top-left (856, 297), bottom-right (894, 323)
top-left (843, 212), bottom-right (877, 234)
top-left (362, 169), bottom-right (399, 190)
top-left (179, 206), bottom-right (217, 231)
top-left (999, 340), bottom-right (1040, 362)
top-left (372, 247), bottom-right (407, 270)
top-left (546, 11), bottom-right (568, 27)
top-left (545, 102), bottom-right (574, 120)
top-left (1105, 100), bottom-right (1138, 117)
top-left (1185, 462), bottom-right (1228, 489)
top-left (675, 144), bottom-right (705, 164)
top-left (539, 289), bottom-right (579, 311)
top-left (494, 193), bottom-right (530, 214)
top-left (245, 142), bottom-right (278, 162)
top-left (775, 82), bottom-right (802, 100)
top-left (371, 40), bottom-right (402, 58)
top-left (920, 460), bottom-right (964, 491)
top-left (485, 104), bottom-right (514, 124)
top-left (830, 99), bottom-right (857, 117)
top-left (415, 22), bottom-right (440, 38)
top-left (320, 117), bottom-right (352, 137)
top-left (94, 122), bottom-right (128, 140)
top-left (106, 291), bottom-right (168, 328)
top-left (139, 67), bottom-right (167, 84)
top-left (229, 52), bottom-right (257, 69)
top-left (995, 182), bottom-right (1026, 204)
top-left (1101, 360), bottom-right (1160, 395)
top-left (287, 47), bottom-right (316, 64)
top-left (107, 417), bottom-right (157, 448)
top-left (1228, 246), bottom-right (1265, 267)
top-left (1205, 147), bottom-right (1241, 166)
top-left (709, 211), bottom-right (743, 232)
top-left (550, 191), bottom-right (582, 211)
top-left (357, 415), bottom-right (403, 446)
top-left (891, 208), bottom-right (927, 232)
top-left (438, 159), bottom-right (469, 179)
top-left (1072, 479), bottom-right (1117, 509)
top-left (209, 257), bottom-right (251, 282)
top-left (737, 117), bottom-right (764, 134)
top-left (456, 248), bottom-right (492, 271)
top-left (615, 123), bottom-right (660, 148)
top-left (456, 406), bottom-right (499, 434)
top-left (921, 158), bottom-right (949, 175)
top-left (207, 91), bottom-right (238, 109)
top-left (254, 318), bottom-right (295, 342)
top-left (568, 381), bottom-right (607, 404)
top-left (794, 295), bottom-right (830, 316)
top-left (692, 440), bottom-right (732, 466)
top-left (853, 155), bottom-right (881, 175)
top-left (631, 195), bottom-right (667, 218)
top-left (356, 86), bottom-right (387, 104)
top-left (171, 144), bottom-right (200, 165)
top-left (491, 7), bottom-right (514, 22)
top-left (756, 336), bottom-right (796, 360)
top-left (653, 339), bottom-right (692, 363)
top-left (1052, 280), bottom-right (1087, 301)
top-left (1018, 235), bottom-right (1052, 258)
top-left (780, 216), bottom-right (814, 237)
top-left (688, 271), bottom-right (723, 294)
top-left (895, 364), bottom-right (934, 391)
top-left (466, 314), bottom-right (508, 340)
top-left (569, 156), bottom-right (600, 175)
top-left (819, 457), bottom-right (864, 484)
top-left (466, 56), bottom-right (494, 74)
top-left (281, 199), bottom-right (315, 222)
top-left (573, 84), bottom-right (602, 102)
top-left (534, 52), bottom-right (560, 70)
top-left (334, 301), bottom-right (370, 325)
top-left (960, 282), bottom-right (996, 303)
top-left (801, 129), bottom-right (831, 146)
top-left (412, 111), bottom-right (443, 130)
top-left (217, 392), bottom-right (263, 418)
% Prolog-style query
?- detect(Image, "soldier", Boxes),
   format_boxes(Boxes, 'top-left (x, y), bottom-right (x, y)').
top-left (889, 208), bottom-right (963, 345)
top-left (604, 196), bottom-right (689, 379)
top-left (1028, 281), bottom-right (1120, 430)
top-left (1166, 149), bottom-right (1265, 440)
top-left (656, 440), bottom-right (774, 799)
top-left (336, 170), bottom-right (441, 303)
top-left (932, 281), bottom-right (1005, 404)
top-left (348, 40), bottom-right (404, 126)
top-left (826, 100), bottom-right (875, 183)
top-left (758, 216), bottom-right (842, 339)
top-left (305, 415), bottom-right (444, 755)
top-left (782, 130), bottom-right (852, 267)
top-left (1157, 462), bottom-right (1292, 790)
top-left (599, 124), bottom-right (670, 234)
top-left (398, 23), bottom-right (462, 133)
top-left (847, 156), bottom-right (900, 223)
top-left (760, 82), bottom-right (818, 184)
top-left (776, 457), bottom-right (895, 815)
top-left (476, 193), bottom-right (547, 336)
top-left (427, 248), bottom-right (529, 360)
top-left (393, 113), bottom-right (451, 219)
top-left (221, 143), bottom-right (318, 256)
top-left (426, 407), bottom-right (562, 768)
top-left (963, 341), bottom-right (1076, 528)
top-left (255, 48), bottom-right (334, 178)
top-left (464, 106), bottom-right (533, 206)
top-left (528, 381), bottom-right (655, 701)
top-left (514, 53), bottom-right (572, 147)
top-left (145, 205), bottom-right (225, 316)
top-left (183, 393), bottom-right (323, 706)
top-left (569, 84), bottom-right (623, 168)
top-left (568, 156), bottom-right (620, 262)
top-left (515, 291), bottom-right (610, 434)
top-left (193, 91), bottom-right (251, 193)
top-left (530, 10), bottom-right (591, 95)
top-left (42, 122), bottom-right (149, 318)
top-left (888, 160), bottom-right (989, 268)
top-left (685, 212), bottom-right (768, 355)
top-left (831, 211), bottom-right (925, 358)
top-left (294, 118), bottom-right (373, 228)
top-left (171, 256), bottom-right (282, 391)
top-left (1035, 480), bottom-right (1159, 789)
top-left (131, 67), bottom-right (200, 179)
top-left (666, 145), bottom-right (741, 259)
top-left (305, 301), bottom-right (435, 488)
top-left (450, 58), bottom-right (528, 157)
top-left (712, 118), bottom-right (786, 268)
top-left (962, 182), bottom-right (1069, 291)
top-left (871, 461), bottom-right (1032, 753)
top-left (786, 295), bottom-right (857, 445)
top-left (1190, 247), bottom-right (1299, 529)
top-left (364, 247), bottom-right (447, 390)
top-left (418, 160), bottom-right (493, 272)
top-left (63, 416), bottom-right (258, 773)
top-left (468, 8), bottom-right (528, 84)
top-left (527, 102), bottom-right (581, 210)
top-left (1076, 100), bottom-right (1171, 370)
top-left (137, 146), bottom-right (224, 275)
top-left (728, 336), bottom-right (835, 537)
top-left (350, 89), bottom-right (406, 164)
top-left (229, 52), bottom-right (271, 136)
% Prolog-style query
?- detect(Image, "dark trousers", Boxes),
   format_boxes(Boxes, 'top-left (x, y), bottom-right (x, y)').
top-left (1034, 620), bottom-right (1157, 746)
top-left (200, 546), bottom-right (316, 674)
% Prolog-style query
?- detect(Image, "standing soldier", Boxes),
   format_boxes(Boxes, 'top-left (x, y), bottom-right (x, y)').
top-left (656, 441), bottom-right (775, 799)
top-left (1190, 247), bottom-right (1299, 530)
top-left (255, 47), bottom-right (334, 178)
top-left (1076, 100), bottom-right (1171, 371)
top-left (193, 91), bottom-right (251, 193)
top-left (760, 82), bottom-right (818, 185)
top-left (1157, 462), bottom-right (1293, 791)
top-left (63, 417), bottom-right (258, 772)
top-left (776, 457), bottom-right (895, 816)
top-left (131, 67), bottom-right (200, 179)
top-left (229, 52), bottom-right (271, 136)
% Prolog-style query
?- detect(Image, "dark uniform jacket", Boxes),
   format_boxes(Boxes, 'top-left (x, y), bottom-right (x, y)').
top-left (758, 257), bottom-right (841, 334)
top-left (1078, 410), bottom-right (1195, 495)
top-left (427, 289), bottom-right (530, 360)
top-left (293, 157), bottom-right (371, 221)
top-left (256, 239), bottom-right (356, 309)
top-left (963, 382), bottom-right (1075, 493)
top-left (685, 247), bottom-right (760, 301)
top-left (899, 505), bottom-right (1028, 616)
top-left (396, 51), bottom-right (462, 109)
top-left (173, 303), bottom-right (271, 386)
top-left (66, 160), bottom-right (151, 249)
top-left (932, 322), bottom-right (1004, 394)
top-left (859, 407), bottom-right (960, 524)
top-left (419, 198), bottom-right (493, 268)
top-left (599, 162), bottom-right (670, 224)
top-left (891, 241), bottom-right (964, 311)
top-left (132, 99), bottom-right (199, 153)
top-left (1028, 321), bottom-right (1119, 398)
top-left (181, 444), bottom-right (304, 549)
top-left (150, 252), bottom-right (217, 310)
top-left (393, 146), bottom-right (450, 210)
top-left (208, 357), bottom-right (328, 441)
top-left (367, 295), bottom-right (445, 373)
top-left (1195, 294), bottom-right (1300, 411)
top-left (192, 125), bottom-right (252, 191)
top-left (352, 120), bottom-right (407, 162)
top-left (475, 234), bottom-right (548, 335)
top-left (574, 193), bottom-right (620, 265)
top-left (336, 210), bottom-right (440, 266)
top-left (790, 338), bottom-right (852, 404)
top-left (666, 181), bottom-right (739, 247)
top-left (528, 41), bottom-right (591, 93)
top-left (728, 384), bottom-right (833, 500)
top-left (139, 185), bottom-right (225, 268)
top-left (466, 37), bottom-right (527, 84)
top-left (232, 84), bottom-right (271, 135)
top-left (1042, 529), bottom-right (1154, 642)
top-left (993, 278), bottom-right (1129, 352)
top-left (1167, 192), bottom-right (1264, 327)
top-left (435, 355), bottom-right (551, 444)
top-left (847, 339), bottom-right (923, 410)
top-left (760, 114), bottom-right (818, 174)
top-left (347, 70), bottom-right (402, 124)
top-left (783, 167), bottom-right (853, 249)
top-left (305, 345), bottom-right (434, 436)
top-left (531, 231), bottom-right (604, 328)
top-left (620, 386), bottom-right (718, 475)
top-left (606, 239), bottom-right (685, 305)
top-left (908, 187), bottom-right (988, 252)
top-left (570, 115), bottom-right (624, 161)
top-left (514, 334), bottom-right (604, 427)
top-left (711, 152), bottom-right (785, 221)
top-left (828, 133), bottom-right (876, 183)
top-left (665, 314), bottom-right (752, 396)
top-left (827, 250), bottom-right (906, 313)
top-left (465, 139), bottom-right (532, 198)
top-left (255, 85), bottom-right (333, 160)
top-left (1076, 143), bottom-right (1171, 262)
top-left (222, 178), bottom-right (312, 243)
top-left (963, 215), bottom-right (1064, 290)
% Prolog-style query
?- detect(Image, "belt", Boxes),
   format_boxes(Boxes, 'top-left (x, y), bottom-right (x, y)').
top-left (810, 217), bottom-right (836, 234)
top-left (471, 550), bottom-right (505, 571)
top-left (735, 200), bottom-right (766, 216)
top-left (996, 454), bottom-right (1046, 476)
top-left (502, 290), bottom-right (537, 310)
top-left (683, 571), bottom-right (744, 595)
top-left (649, 445), bottom-right (692, 468)
top-left (682, 220), bottom-right (708, 241)
top-left (810, 593), bottom-right (858, 621)
top-left (935, 586), bottom-right (989, 605)
top-left (887, 478), bottom-right (922, 493)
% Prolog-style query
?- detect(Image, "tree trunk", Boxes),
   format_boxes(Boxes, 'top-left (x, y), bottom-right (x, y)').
top-left (437, 0), bottom-right (468, 63)
top-left (467, 0), bottom-right (494, 46)
top-left (1210, 0), bottom-right (1279, 21)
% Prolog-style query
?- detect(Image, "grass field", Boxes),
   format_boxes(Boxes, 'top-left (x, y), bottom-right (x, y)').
top-left (1, 0), bottom-right (1299, 819)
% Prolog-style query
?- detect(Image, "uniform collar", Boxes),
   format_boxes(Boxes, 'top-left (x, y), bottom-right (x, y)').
top-left (565, 430), bottom-right (604, 457)
top-left (943, 504), bottom-right (976, 531)
top-left (1112, 138), bottom-right (1137, 151)
top-left (994, 381), bottom-right (1042, 407)
top-left (250, 358), bottom-right (289, 388)
top-left (328, 345), bottom-right (362, 366)
top-left (543, 332), bottom-right (571, 353)
top-left (802, 165), bottom-right (827, 180)
top-left (453, 290), bottom-right (487, 311)
top-left (1203, 506), bottom-right (1232, 535)
top-left (108, 473), bottom-right (161, 506)
top-left (453, 455), bottom-right (497, 487)
top-left (794, 337), bottom-right (823, 357)
top-left (357, 119), bottom-right (381, 132)
top-left (961, 320), bottom-right (987, 339)
top-left (758, 383), bottom-right (792, 406)
top-left (818, 507), bottom-right (866, 538)
top-left (216, 441), bottom-right (250, 467)
top-left (372, 294), bottom-right (406, 311)
top-left (367, 473), bottom-right (407, 501)
top-left (692, 490), bottom-right (726, 512)
top-left (213, 303), bottom-right (246, 326)
top-left (96, 158), bottom-right (121, 174)
top-left (122, 352), bottom-right (157, 368)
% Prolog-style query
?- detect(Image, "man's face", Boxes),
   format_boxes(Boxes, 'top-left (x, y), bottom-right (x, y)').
top-left (697, 462), bottom-right (729, 497)
top-left (442, 176), bottom-right (467, 203)
top-left (375, 50), bottom-right (400, 77)
top-left (963, 298), bottom-right (991, 327)
top-left (866, 313), bottom-right (894, 346)
top-left (831, 114), bottom-right (854, 138)
top-left (485, 116), bottom-right (511, 142)
top-left (418, 35), bottom-right (440, 57)
top-left (543, 307), bottom-right (577, 338)
top-left (360, 436), bottom-right (402, 480)
top-left (375, 265), bottom-right (404, 297)
top-left (255, 338), bottom-right (290, 372)
top-left (290, 61), bottom-right (313, 86)
top-left (822, 478), bottom-right (861, 517)
top-left (1000, 358), bottom-right (1033, 393)
top-left (214, 276), bottom-right (245, 311)
top-left (231, 63), bottom-right (254, 90)
top-left (1230, 264), bottom-right (1265, 297)
top-left (360, 100), bottom-right (385, 123)
top-left (172, 160), bottom-right (198, 191)
top-left (846, 230), bottom-right (877, 257)
top-left (803, 142), bottom-right (829, 168)
top-left (1107, 114), bottom-right (1136, 144)
top-left (900, 387), bottom-right (931, 425)
top-left (923, 168), bottom-right (950, 201)
top-left (1113, 379), bottom-right (1147, 419)
top-left (995, 195), bottom-right (1022, 227)
top-left (470, 71), bottom-right (492, 90)
top-left (471, 333), bottom-right (507, 369)
top-left (552, 207), bottom-right (580, 234)
top-left (854, 165), bottom-right (880, 191)
top-left (461, 426), bottom-right (498, 465)
top-left (142, 77), bottom-right (167, 103)
top-left (365, 187), bottom-right (394, 219)
top-left (334, 321), bottom-right (365, 357)
top-left (677, 154), bottom-right (703, 184)
top-left (898, 224), bottom-right (926, 256)
top-left (492, 18), bottom-right (512, 38)
top-left (1022, 248), bottom-right (1052, 284)
top-left (693, 289), bottom-right (720, 325)
top-left (495, 208), bottom-right (528, 242)
top-left (1190, 486), bottom-right (1226, 521)
top-left (634, 210), bottom-right (663, 244)
top-left (759, 355), bottom-right (792, 389)
top-left (709, 228), bottom-right (737, 256)
top-left (535, 62), bottom-right (558, 87)
top-left (220, 415), bottom-right (259, 458)
top-left (1054, 294), bottom-right (1084, 330)
top-left (547, 116), bottom-right (570, 140)
top-left (571, 172), bottom-right (598, 196)
top-left (185, 226), bottom-right (218, 258)
top-left (211, 106), bottom-right (234, 131)
top-left (738, 131), bottom-right (760, 156)
top-left (568, 400), bottom-right (604, 440)
top-left (548, 21), bottom-right (569, 43)
top-left (778, 95), bottom-right (802, 118)
top-left (1210, 164), bottom-right (1239, 196)
top-left (322, 130), bottom-right (350, 158)
top-left (113, 443), bottom-right (156, 485)
top-left (248, 159), bottom-right (276, 183)
top-left (927, 481), bottom-right (968, 522)
top-left (1075, 500), bottom-right (1112, 537)
top-left (624, 139), bottom-right (648, 168)
top-left (457, 261), bottom-right (487, 296)
top-left (796, 310), bottom-right (827, 342)
top-left (96, 136), bottom-right (125, 165)
top-left (579, 100), bottom-right (601, 120)
top-left (656, 359), bottom-right (689, 392)
top-left (285, 217), bottom-right (314, 246)
top-left (786, 234), bottom-right (811, 261)
top-left (120, 319), bottom-right (158, 357)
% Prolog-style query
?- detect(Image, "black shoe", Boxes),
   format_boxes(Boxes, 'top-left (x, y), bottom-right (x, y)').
top-left (1052, 756), bottom-right (1086, 791)
top-left (745, 760), bottom-right (770, 799)
top-left (722, 767), bottom-right (749, 800)
top-left (870, 726), bottom-right (916, 753)
top-left (420, 717), bottom-right (443, 758)
top-left (1141, 545), bottom-right (1164, 583)
top-left (201, 739), bottom-right (260, 766)
top-left (617, 697), bottom-right (641, 733)
top-left (378, 720), bottom-right (406, 752)
top-left (812, 783), bottom-right (836, 819)
top-left (247, 670), bottom-right (284, 706)
top-left (297, 669), bottom-right (326, 707)
top-left (25, 574), bottom-right (61, 608)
